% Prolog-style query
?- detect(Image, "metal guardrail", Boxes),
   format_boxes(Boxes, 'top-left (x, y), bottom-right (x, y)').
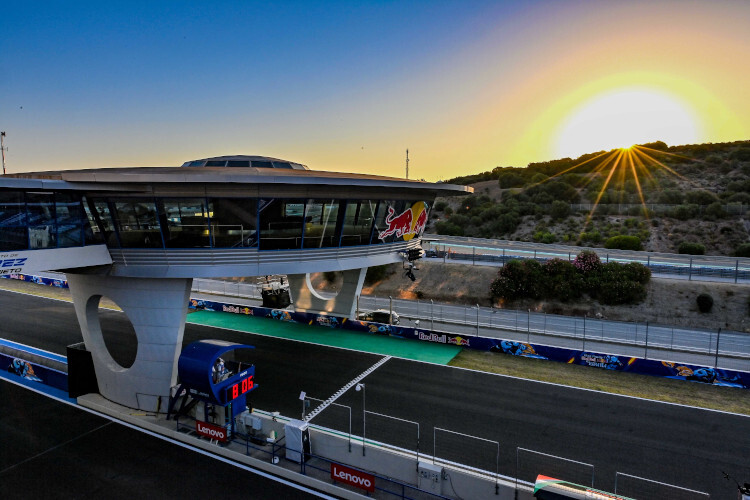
top-left (362, 295), bottom-right (750, 372)
top-left (189, 277), bottom-right (750, 371)
top-left (422, 234), bottom-right (750, 283)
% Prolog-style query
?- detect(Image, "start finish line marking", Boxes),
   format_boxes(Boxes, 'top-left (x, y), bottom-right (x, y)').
top-left (304, 356), bottom-right (391, 422)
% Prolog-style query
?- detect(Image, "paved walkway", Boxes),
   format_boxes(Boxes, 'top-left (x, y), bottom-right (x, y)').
top-left (187, 310), bottom-right (461, 365)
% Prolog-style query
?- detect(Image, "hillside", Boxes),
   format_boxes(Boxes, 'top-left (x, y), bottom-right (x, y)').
top-left (429, 140), bottom-right (750, 256)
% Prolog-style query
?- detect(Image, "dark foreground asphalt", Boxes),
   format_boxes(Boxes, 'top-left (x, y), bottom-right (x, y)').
top-left (1, 288), bottom-right (749, 498)
top-left (0, 381), bottom-right (322, 500)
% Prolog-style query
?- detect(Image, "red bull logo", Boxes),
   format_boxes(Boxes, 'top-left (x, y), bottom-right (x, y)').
top-left (378, 201), bottom-right (428, 241)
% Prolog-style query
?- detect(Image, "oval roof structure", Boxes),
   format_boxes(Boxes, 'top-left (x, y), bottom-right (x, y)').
top-left (181, 155), bottom-right (309, 170)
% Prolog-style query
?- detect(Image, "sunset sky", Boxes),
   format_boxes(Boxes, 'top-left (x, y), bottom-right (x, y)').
top-left (2, 1), bottom-right (749, 180)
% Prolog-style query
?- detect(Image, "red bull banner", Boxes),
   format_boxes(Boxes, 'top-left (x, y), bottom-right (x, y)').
top-left (378, 201), bottom-right (429, 241)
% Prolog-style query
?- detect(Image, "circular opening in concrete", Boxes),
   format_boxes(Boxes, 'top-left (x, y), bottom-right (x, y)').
top-left (95, 296), bottom-right (138, 369)
top-left (307, 271), bottom-right (343, 300)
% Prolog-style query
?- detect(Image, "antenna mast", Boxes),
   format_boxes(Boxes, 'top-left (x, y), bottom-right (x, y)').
top-left (405, 148), bottom-right (409, 179)
top-left (1, 132), bottom-right (6, 175)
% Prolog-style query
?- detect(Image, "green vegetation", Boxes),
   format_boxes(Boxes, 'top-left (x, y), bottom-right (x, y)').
top-left (696, 293), bottom-right (714, 313)
top-left (736, 243), bottom-right (750, 257)
top-left (678, 241), bottom-right (705, 255)
top-left (489, 251), bottom-right (650, 305)
top-left (604, 235), bottom-right (643, 251)
top-left (434, 140), bottom-right (750, 255)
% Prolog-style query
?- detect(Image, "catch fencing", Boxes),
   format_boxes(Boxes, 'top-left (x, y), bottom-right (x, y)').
top-left (422, 235), bottom-right (750, 283)
top-left (362, 295), bottom-right (750, 372)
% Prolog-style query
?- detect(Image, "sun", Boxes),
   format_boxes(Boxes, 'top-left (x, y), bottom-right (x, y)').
top-left (554, 87), bottom-right (701, 158)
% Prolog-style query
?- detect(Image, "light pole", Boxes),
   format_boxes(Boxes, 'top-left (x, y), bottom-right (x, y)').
top-left (1, 131), bottom-right (7, 175)
top-left (356, 383), bottom-right (366, 456)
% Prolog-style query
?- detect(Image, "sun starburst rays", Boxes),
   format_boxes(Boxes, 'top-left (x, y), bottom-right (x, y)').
top-left (567, 143), bottom-right (697, 237)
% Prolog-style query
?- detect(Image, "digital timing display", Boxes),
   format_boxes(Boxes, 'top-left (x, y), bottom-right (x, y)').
top-left (224, 373), bottom-right (254, 402)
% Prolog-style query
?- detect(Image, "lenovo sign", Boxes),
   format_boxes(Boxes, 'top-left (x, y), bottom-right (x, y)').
top-left (331, 463), bottom-right (375, 492)
top-left (195, 420), bottom-right (228, 442)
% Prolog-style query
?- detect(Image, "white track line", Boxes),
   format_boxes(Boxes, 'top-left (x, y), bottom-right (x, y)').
top-left (305, 356), bottom-right (392, 422)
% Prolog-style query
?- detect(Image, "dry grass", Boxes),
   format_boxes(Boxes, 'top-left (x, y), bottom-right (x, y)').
top-left (451, 349), bottom-right (750, 415)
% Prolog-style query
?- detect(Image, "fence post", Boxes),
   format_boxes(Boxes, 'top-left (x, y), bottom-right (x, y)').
top-left (527, 309), bottom-right (530, 341)
top-left (544, 312), bottom-right (547, 334)
top-left (689, 257), bottom-right (693, 281)
top-left (735, 260), bottom-right (739, 284)
top-left (582, 317), bottom-right (586, 351)
top-left (472, 247), bottom-right (475, 266)
top-left (430, 299), bottom-right (434, 330)
top-left (389, 296), bottom-right (393, 325)
top-left (645, 321), bottom-right (649, 359)
top-left (476, 304), bottom-right (480, 336)
top-left (714, 328), bottom-right (721, 368)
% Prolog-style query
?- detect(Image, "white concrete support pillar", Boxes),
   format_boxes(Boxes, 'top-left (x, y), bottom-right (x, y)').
top-left (287, 268), bottom-right (367, 318)
top-left (66, 274), bottom-right (192, 411)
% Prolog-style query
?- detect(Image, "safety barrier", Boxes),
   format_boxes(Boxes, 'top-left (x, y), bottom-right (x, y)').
top-left (422, 235), bottom-right (750, 283)
top-left (189, 298), bottom-right (750, 390)
top-left (0, 350), bottom-right (68, 392)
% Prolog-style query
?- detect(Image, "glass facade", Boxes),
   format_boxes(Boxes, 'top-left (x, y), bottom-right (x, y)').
top-left (1, 191), bottom-right (428, 252)
top-left (258, 198), bottom-right (305, 250)
top-left (0, 190), bottom-right (101, 251)
top-left (210, 198), bottom-right (258, 248)
top-left (340, 200), bottom-right (377, 247)
top-left (303, 199), bottom-right (342, 248)
top-left (111, 199), bottom-right (162, 248)
top-left (160, 198), bottom-right (211, 248)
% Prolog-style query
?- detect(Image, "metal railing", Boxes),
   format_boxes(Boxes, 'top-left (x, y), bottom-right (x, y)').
top-left (362, 295), bottom-right (750, 371)
top-left (188, 277), bottom-right (750, 370)
top-left (422, 234), bottom-right (750, 283)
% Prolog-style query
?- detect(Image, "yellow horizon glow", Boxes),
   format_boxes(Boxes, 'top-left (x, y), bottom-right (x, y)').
top-left (555, 87), bottom-right (701, 158)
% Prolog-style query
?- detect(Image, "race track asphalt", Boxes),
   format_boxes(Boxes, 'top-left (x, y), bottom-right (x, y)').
top-left (1, 288), bottom-right (748, 498)
top-left (0, 381), bottom-right (324, 499)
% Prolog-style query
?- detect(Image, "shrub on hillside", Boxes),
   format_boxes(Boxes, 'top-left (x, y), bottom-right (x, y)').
top-left (696, 293), bottom-right (714, 313)
top-left (573, 250), bottom-right (602, 273)
top-left (543, 258), bottom-right (583, 301)
top-left (685, 190), bottom-right (719, 205)
top-left (604, 235), bottom-right (643, 251)
top-left (735, 243), bottom-right (750, 258)
top-left (670, 204), bottom-right (700, 220)
top-left (433, 201), bottom-right (447, 212)
top-left (549, 200), bottom-right (571, 220)
top-left (434, 221), bottom-right (463, 236)
top-left (490, 260), bottom-right (530, 301)
top-left (597, 279), bottom-right (648, 305)
top-left (619, 262), bottom-right (651, 284)
top-left (704, 202), bottom-right (727, 219)
top-left (678, 241), bottom-right (706, 255)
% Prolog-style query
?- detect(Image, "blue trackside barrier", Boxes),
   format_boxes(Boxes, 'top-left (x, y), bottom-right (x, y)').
top-left (0, 273), bottom-right (69, 288)
top-left (1, 351), bottom-right (69, 392)
top-left (189, 298), bottom-right (750, 390)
